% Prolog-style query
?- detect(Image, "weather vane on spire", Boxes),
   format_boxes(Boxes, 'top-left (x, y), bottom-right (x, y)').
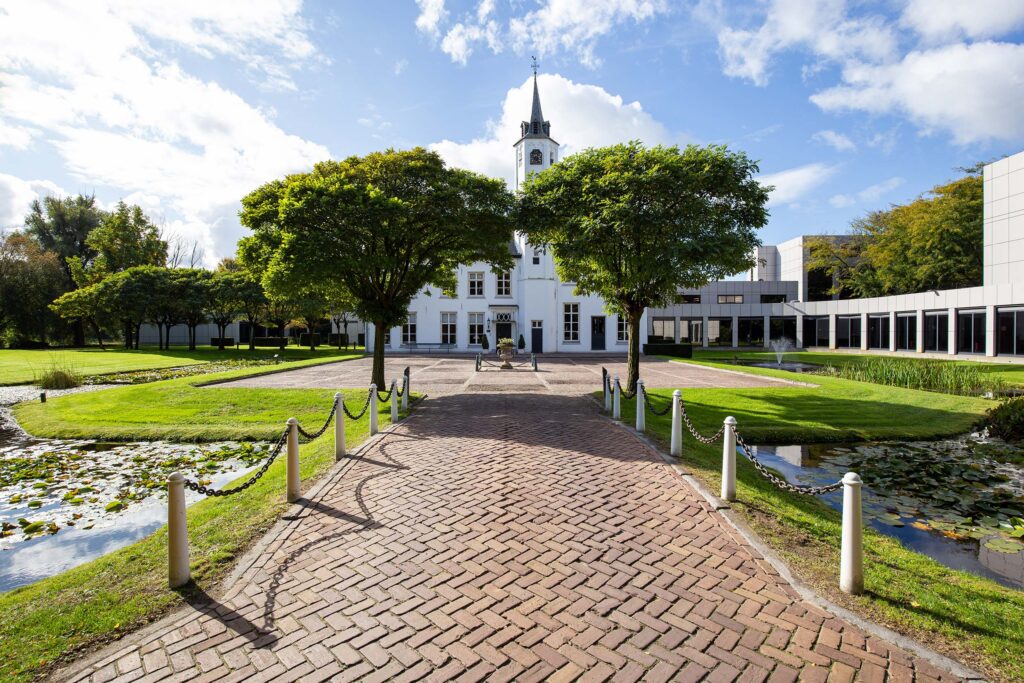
top-left (531, 55), bottom-right (539, 76)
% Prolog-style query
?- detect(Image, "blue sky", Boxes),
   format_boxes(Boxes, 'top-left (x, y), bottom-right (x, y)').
top-left (1, 0), bottom-right (1023, 265)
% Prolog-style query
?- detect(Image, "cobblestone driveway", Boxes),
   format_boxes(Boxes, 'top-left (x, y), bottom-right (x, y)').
top-left (61, 392), bottom-right (963, 682)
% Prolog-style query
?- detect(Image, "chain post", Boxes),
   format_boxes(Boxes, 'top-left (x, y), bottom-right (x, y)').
top-left (670, 390), bottom-right (682, 457)
top-left (603, 372), bottom-right (611, 412)
top-left (286, 418), bottom-right (300, 502)
top-left (401, 369), bottom-right (409, 411)
top-left (613, 375), bottom-right (621, 420)
top-left (335, 392), bottom-right (346, 460)
top-left (369, 384), bottom-right (378, 435)
top-left (532, 353), bottom-right (537, 371)
top-left (167, 472), bottom-right (189, 588)
top-left (840, 472), bottom-right (865, 594)
top-left (635, 379), bottom-right (646, 433)
top-left (721, 416), bottom-right (737, 502)
top-left (390, 379), bottom-right (399, 422)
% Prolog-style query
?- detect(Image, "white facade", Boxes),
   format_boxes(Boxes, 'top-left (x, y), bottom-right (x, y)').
top-left (367, 75), bottom-right (647, 355)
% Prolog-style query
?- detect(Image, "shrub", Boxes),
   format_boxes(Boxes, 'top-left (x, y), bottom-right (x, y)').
top-left (480, 335), bottom-right (489, 351)
top-left (253, 336), bottom-right (288, 348)
top-left (518, 334), bottom-right (526, 350)
top-left (817, 357), bottom-right (1005, 396)
top-left (37, 367), bottom-right (82, 390)
top-left (980, 397), bottom-right (1024, 442)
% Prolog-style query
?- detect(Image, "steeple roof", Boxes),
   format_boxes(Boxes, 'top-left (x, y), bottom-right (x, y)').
top-left (529, 74), bottom-right (544, 129)
top-left (517, 72), bottom-right (555, 143)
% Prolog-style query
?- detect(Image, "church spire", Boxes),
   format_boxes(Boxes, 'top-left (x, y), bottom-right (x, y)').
top-left (520, 56), bottom-right (551, 139)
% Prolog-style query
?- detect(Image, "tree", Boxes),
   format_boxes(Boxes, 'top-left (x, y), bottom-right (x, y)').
top-left (24, 194), bottom-right (104, 345)
top-left (174, 269), bottom-right (213, 351)
top-left (207, 271), bottom-right (247, 349)
top-left (0, 233), bottom-right (65, 346)
top-left (292, 292), bottom-right (329, 351)
top-left (239, 148), bottom-right (515, 386)
top-left (519, 141), bottom-right (769, 392)
top-left (69, 201), bottom-right (167, 286)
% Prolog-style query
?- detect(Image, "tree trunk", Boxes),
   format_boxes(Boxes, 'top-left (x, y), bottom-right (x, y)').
top-left (124, 321), bottom-right (132, 349)
top-left (372, 320), bottom-right (386, 388)
top-left (134, 323), bottom-right (142, 349)
top-left (247, 316), bottom-right (256, 350)
top-left (72, 319), bottom-right (86, 347)
top-left (626, 310), bottom-right (643, 394)
top-left (188, 325), bottom-right (196, 351)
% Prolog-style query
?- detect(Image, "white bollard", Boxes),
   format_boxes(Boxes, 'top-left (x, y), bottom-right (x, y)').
top-left (401, 372), bottom-right (409, 411)
top-left (840, 472), bottom-right (865, 595)
top-left (167, 472), bottom-right (190, 588)
top-left (286, 417), bottom-right (300, 502)
top-left (636, 379), bottom-right (646, 433)
top-left (335, 392), bottom-right (346, 460)
top-left (612, 376), bottom-right (621, 420)
top-left (603, 374), bottom-right (611, 413)
top-left (670, 390), bottom-right (682, 457)
top-left (721, 416), bottom-right (737, 502)
top-left (391, 379), bottom-right (399, 422)
top-left (369, 384), bottom-right (378, 435)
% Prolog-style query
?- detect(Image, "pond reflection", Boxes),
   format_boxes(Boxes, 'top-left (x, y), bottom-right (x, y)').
top-left (749, 438), bottom-right (1024, 589)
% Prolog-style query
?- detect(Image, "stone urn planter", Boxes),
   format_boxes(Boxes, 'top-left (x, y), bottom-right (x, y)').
top-left (497, 338), bottom-right (515, 369)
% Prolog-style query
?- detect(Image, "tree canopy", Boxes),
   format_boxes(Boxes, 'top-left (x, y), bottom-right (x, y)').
top-left (518, 141), bottom-right (769, 390)
top-left (239, 147), bottom-right (515, 385)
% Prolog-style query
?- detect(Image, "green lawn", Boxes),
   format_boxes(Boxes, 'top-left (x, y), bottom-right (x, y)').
top-left (692, 348), bottom-right (1024, 387)
top-left (625, 361), bottom-right (1023, 681)
top-left (0, 345), bottom-right (364, 386)
top-left (0, 359), bottom-right (403, 683)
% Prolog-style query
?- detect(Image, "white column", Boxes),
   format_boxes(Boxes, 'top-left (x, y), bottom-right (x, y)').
top-left (889, 312), bottom-right (897, 352)
top-left (986, 304), bottom-right (997, 357)
top-left (948, 307), bottom-right (958, 355)
top-left (731, 316), bottom-right (739, 348)
top-left (369, 384), bottom-right (378, 435)
top-left (795, 314), bottom-right (804, 349)
top-left (763, 314), bottom-right (771, 348)
top-left (721, 417), bottom-right (737, 502)
top-left (612, 375), bottom-right (621, 420)
top-left (391, 379), bottom-right (399, 422)
top-left (859, 313), bottom-right (868, 351)
top-left (915, 310), bottom-right (925, 353)
top-left (635, 379), bottom-right (646, 433)
top-left (840, 472), bottom-right (864, 595)
top-left (334, 392), bottom-right (345, 459)
top-left (670, 390), bottom-right (682, 457)
top-left (167, 472), bottom-right (189, 588)
top-left (702, 315), bottom-right (710, 348)
top-left (286, 418), bottom-right (300, 502)
top-left (673, 317), bottom-right (680, 343)
top-left (828, 314), bottom-right (837, 350)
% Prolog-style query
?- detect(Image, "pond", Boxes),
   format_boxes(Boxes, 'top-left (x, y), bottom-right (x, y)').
top-left (0, 404), bottom-right (269, 592)
top-left (748, 436), bottom-right (1024, 589)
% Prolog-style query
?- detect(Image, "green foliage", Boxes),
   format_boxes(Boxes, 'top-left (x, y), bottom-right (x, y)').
top-left (517, 334), bottom-right (525, 350)
top-left (817, 357), bottom-right (1004, 396)
top-left (980, 396), bottom-right (1024, 442)
top-left (68, 201), bottom-right (167, 286)
top-left (807, 173), bottom-right (983, 298)
top-left (519, 141), bottom-right (768, 390)
top-left (0, 233), bottom-right (65, 346)
top-left (36, 366), bottom-right (82, 390)
top-left (480, 334), bottom-right (489, 351)
top-left (239, 147), bottom-right (515, 385)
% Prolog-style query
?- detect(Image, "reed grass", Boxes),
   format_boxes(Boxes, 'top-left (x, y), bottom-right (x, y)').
top-left (818, 356), bottom-right (1005, 396)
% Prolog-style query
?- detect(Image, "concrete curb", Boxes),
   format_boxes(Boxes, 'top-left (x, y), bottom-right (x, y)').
top-left (590, 394), bottom-right (986, 682)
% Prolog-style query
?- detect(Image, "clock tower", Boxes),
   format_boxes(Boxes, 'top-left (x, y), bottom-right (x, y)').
top-left (514, 64), bottom-right (559, 191)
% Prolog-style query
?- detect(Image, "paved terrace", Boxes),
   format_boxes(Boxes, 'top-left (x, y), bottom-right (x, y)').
top-left (215, 355), bottom-right (801, 395)
top-left (61, 371), bottom-right (964, 682)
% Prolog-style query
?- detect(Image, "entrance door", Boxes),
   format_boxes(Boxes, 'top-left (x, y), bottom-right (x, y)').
top-left (495, 322), bottom-right (512, 347)
top-left (591, 316), bottom-right (606, 351)
top-left (531, 320), bottom-right (543, 353)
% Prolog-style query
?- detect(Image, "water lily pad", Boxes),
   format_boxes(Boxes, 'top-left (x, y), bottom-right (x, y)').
top-left (984, 538), bottom-right (1024, 554)
top-left (104, 501), bottom-right (126, 513)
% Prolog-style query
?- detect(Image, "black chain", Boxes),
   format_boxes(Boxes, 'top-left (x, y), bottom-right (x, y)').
top-left (342, 388), bottom-right (374, 420)
top-left (679, 400), bottom-right (725, 444)
top-left (377, 382), bottom-right (395, 402)
top-left (395, 367), bottom-right (410, 397)
top-left (614, 377), bottom-right (637, 400)
top-left (297, 395), bottom-right (339, 441)
top-left (734, 432), bottom-right (843, 495)
top-left (183, 427), bottom-right (288, 497)
top-left (642, 390), bottom-right (672, 416)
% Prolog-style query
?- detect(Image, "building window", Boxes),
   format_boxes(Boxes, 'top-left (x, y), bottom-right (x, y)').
top-left (924, 312), bottom-right (949, 352)
top-left (530, 148), bottom-right (543, 165)
top-left (708, 318), bottom-right (732, 346)
top-left (563, 303), bottom-right (579, 342)
top-left (441, 312), bottom-right (456, 345)
top-left (867, 315), bottom-right (890, 349)
top-left (769, 317), bottom-right (796, 343)
top-left (803, 317), bottom-right (829, 347)
top-left (836, 316), bottom-right (861, 348)
top-left (718, 295), bottom-right (743, 304)
top-left (468, 313), bottom-right (484, 345)
top-left (997, 309), bottom-right (1024, 356)
top-left (680, 318), bottom-right (703, 344)
top-left (402, 313), bottom-right (417, 345)
top-left (896, 314), bottom-right (916, 351)
top-left (383, 327), bottom-right (391, 345)
top-left (532, 251), bottom-right (540, 265)
top-left (760, 294), bottom-right (786, 304)
top-left (468, 272), bottom-right (484, 297)
top-left (957, 310), bottom-right (986, 354)
top-left (616, 316), bottom-right (628, 342)
top-left (738, 317), bottom-right (764, 346)
top-left (496, 271), bottom-right (511, 297)
top-left (650, 317), bottom-right (674, 343)
top-left (675, 294), bottom-right (701, 304)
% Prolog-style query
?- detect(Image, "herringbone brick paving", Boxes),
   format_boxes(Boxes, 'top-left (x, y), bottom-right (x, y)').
top-left (61, 393), bottom-right (963, 682)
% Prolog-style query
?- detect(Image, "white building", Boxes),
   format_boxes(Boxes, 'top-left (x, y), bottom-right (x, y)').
top-left (367, 74), bottom-right (648, 355)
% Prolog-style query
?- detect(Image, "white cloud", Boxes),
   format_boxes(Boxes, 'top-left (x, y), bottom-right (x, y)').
top-left (430, 74), bottom-right (671, 185)
top-left (415, 0), bottom-right (448, 38)
top-left (901, 0), bottom-right (1024, 42)
top-left (393, 58), bottom-right (409, 75)
top-left (0, 121), bottom-right (38, 150)
top-left (811, 129), bottom-right (855, 152)
top-left (716, 0), bottom-right (897, 86)
top-left (758, 162), bottom-right (838, 206)
top-left (0, 0), bottom-right (329, 265)
top-left (811, 42), bottom-right (1024, 145)
top-left (441, 20), bottom-right (502, 65)
top-left (0, 173), bottom-right (66, 229)
top-left (829, 175), bottom-right (904, 208)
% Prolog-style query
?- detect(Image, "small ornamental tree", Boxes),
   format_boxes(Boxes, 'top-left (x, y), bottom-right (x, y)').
top-left (519, 142), bottom-right (769, 392)
top-left (240, 148), bottom-right (514, 387)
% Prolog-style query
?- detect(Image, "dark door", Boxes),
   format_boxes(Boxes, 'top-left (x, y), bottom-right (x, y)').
top-left (591, 316), bottom-right (606, 351)
top-left (531, 325), bottom-right (543, 353)
top-left (495, 322), bottom-right (512, 346)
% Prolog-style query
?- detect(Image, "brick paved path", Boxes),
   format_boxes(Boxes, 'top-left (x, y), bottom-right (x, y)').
top-left (62, 394), bottom-right (961, 682)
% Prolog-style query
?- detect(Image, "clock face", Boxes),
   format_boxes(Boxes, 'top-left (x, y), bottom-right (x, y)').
top-left (529, 149), bottom-right (543, 165)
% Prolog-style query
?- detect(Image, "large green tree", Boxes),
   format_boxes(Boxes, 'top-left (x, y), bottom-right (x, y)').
top-left (240, 148), bottom-right (514, 386)
top-left (0, 233), bottom-right (65, 346)
top-left (807, 172), bottom-right (983, 298)
top-left (69, 201), bottom-right (167, 286)
top-left (519, 141), bottom-right (769, 391)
